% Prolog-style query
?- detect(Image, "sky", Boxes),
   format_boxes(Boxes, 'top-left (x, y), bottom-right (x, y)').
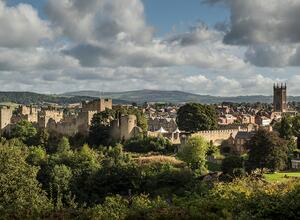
top-left (1, 0), bottom-right (300, 96)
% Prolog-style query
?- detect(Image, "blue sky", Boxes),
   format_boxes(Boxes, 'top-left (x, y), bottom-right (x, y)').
top-left (1, 0), bottom-right (300, 95)
top-left (8, 0), bottom-right (229, 35)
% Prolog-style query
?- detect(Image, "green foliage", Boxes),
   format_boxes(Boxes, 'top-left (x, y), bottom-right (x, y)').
top-left (247, 129), bottom-right (288, 172)
top-left (222, 155), bottom-right (245, 176)
top-left (88, 196), bottom-right (129, 220)
top-left (50, 164), bottom-right (73, 201)
top-left (274, 116), bottom-right (297, 151)
top-left (27, 146), bottom-right (47, 166)
top-left (3, 120), bottom-right (300, 219)
top-left (177, 103), bottom-right (218, 132)
top-left (124, 136), bottom-right (173, 153)
top-left (0, 143), bottom-right (51, 218)
top-left (34, 129), bottom-right (49, 148)
top-left (57, 136), bottom-right (71, 153)
top-left (89, 109), bottom-right (114, 147)
top-left (114, 106), bottom-right (148, 132)
top-left (292, 114), bottom-right (300, 149)
top-left (11, 120), bottom-right (37, 145)
top-left (177, 136), bottom-right (209, 175)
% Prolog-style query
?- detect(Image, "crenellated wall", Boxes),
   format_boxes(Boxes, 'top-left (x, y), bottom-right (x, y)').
top-left (82, 98), bottom-right (112, 112)
top-left (192, 129), bottom-right (239, 146)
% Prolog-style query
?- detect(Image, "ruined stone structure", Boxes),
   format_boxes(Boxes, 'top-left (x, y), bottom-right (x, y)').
top-left (82, 98), bottom-right (112, 112)
top-left (17, 105), bottom-right (38, 123)
top-left (110, 115), bottom-right (143, 141)
top-left (44, 98), bottom-right (113, 136)
top-left (273, 83), bottom-right (287, 112)
top-left (0, 107), bottom-right (13, 135)
top-left (38, 109), bottom-right (64, 129)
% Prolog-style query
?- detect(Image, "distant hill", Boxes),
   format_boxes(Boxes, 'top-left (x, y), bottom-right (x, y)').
top-left (0, 92), bottom-right (128, 106)
top-left (63, 90), bottom-right (285, 104)
top-left (0, 90), bottom-right (299, 106)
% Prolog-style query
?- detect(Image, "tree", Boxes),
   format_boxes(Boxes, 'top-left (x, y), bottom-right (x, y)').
top-left (11, 120), bottom-right (37, 145)
top-left (34, 129), bottom-right (49, 148)
top-left (89, 109), bottom-right (114, 147)
top-left (292, 115), bottom-right (300, 149)
top-left (124, 136), bottom-right (173, 153)
top-left (274, 116), bottom-right (296, 151)
top-left (0, 144), bottom-right (51, 218)
top-left (177, 136), bottom-right (209, 174)
top-left (221, 156), bottom-right (244, 176)
top-left (115, 107), bottom-right (148, 132)
top-left (177, 103), bottom-right (218, 132)
top-left (49, 164), bottom-right (73, 204)
top-left (247, 129), bottom-right (288, 172)
top-left (57, 137), bottom-right (71, 153)
top-left (27, 146), bottom-right (47, 166)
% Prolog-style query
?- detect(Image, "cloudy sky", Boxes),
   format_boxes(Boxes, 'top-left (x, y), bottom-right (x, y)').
top-left (1, 0), bottom-right (300, 96)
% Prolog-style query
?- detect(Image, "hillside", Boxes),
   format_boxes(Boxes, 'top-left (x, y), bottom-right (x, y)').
top-left (0, 90), bottom-right (299, 105)
top-left (0, 92), bottom-right (128, 105)
top-left (63, 89), bottom-right (284, 104)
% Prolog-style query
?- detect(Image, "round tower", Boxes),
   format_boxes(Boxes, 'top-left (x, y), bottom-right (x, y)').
top-left (120, 115), bottom-right (137, 140)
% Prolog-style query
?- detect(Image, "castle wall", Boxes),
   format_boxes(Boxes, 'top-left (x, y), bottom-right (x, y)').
top-left (20, 106), bottom-right (38, 123)
top-left (82, 98), bottom-right (112, 112)
top-left (47, 118), bottom-right (78, 136)
top-left (191, 129), bottom-right (239, 146)
top-left (38, 110), bottom-right (64, 128)
top-left (0, 107), bottom-right (13, 134)
top-left (110, 115), bottom-right (142, 141)
top-left (120, 115), bottom-right (137, 140)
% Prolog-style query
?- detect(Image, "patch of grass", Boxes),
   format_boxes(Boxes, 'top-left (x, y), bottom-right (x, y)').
top-left (135, 155), bottom-right (186, 168)
top-left (264, 172), bottom-right (300, 182)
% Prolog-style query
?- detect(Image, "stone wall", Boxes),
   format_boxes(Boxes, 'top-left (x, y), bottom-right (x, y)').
top-left (111, 115), bottom-right (142, 140)
top-left (82, 98), bottom-right (112, 112)
top-left (0, 107), bottom-right (13, 134)
top-left (38, 109), bottom-right (64, 128)
top-left (192, 129), bottom-right (239, 146)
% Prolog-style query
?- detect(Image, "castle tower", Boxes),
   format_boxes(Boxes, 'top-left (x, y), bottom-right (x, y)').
top-left (273, 83), bottom-right (287, 112)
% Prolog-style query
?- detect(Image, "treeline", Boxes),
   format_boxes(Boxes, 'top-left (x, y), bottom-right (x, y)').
top-left (1, 104), bottom-right (300, 219)
top-left (0, 92), bottom-right (94, 105)
top-left (1, 136), bottom-right (300, 219)
top-left (0, 92), bottom-right (130, 105)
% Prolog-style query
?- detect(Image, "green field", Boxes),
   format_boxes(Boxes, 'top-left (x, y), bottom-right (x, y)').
top-left (264, 172), bottom-right (300, 182)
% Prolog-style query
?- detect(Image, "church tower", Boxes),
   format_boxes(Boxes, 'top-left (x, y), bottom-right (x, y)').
top-left (273, 83), bottom-right (287, 112)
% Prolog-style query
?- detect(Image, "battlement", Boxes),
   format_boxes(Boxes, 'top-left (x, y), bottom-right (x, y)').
top-left (196, 129), bottom-right (238, 134)
top-left (82, 98), bottom-right (112, 112)
top-left (273, 83), bottom-right (287, 89)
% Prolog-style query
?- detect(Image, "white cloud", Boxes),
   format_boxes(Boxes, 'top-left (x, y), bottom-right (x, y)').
top-left (0, 1), bottom-right (53, 48)
top-left (2, 0), bottom-right (300, 96)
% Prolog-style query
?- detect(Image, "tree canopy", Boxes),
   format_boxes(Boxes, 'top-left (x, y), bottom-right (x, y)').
top-left (247, 129), bottom-right (288, 172)
top-left (176, 103), bottom-right (218, 132)
top-left (177, 136), bottom-right (209, 174)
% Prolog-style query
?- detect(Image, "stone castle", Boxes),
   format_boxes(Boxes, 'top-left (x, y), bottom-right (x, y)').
top-left (0, 98), bottom-right (142, 141)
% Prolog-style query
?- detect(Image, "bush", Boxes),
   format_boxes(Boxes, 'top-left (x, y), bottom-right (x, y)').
top-left (221, 155), bottom-right (244, 176)
top-left (124, 136), bottom-right (173, 153)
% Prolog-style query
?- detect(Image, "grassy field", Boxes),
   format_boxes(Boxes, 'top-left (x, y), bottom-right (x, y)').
top-left (264, 172), bottom-right (300, 182)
